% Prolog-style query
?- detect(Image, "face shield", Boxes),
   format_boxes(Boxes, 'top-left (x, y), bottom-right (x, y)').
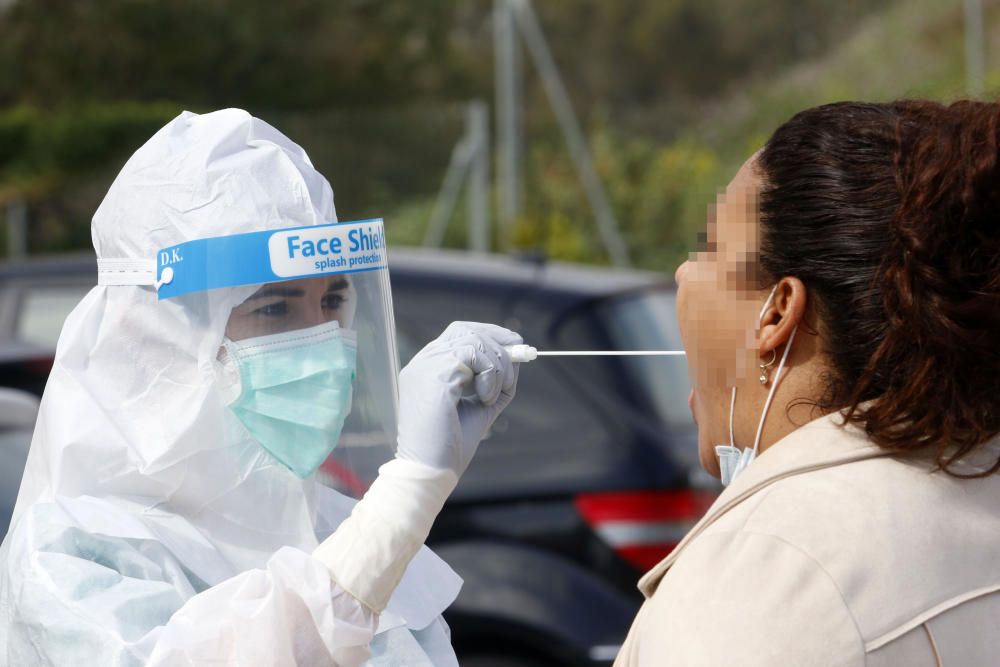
top-left (154, 217), bottom-right (398, 498)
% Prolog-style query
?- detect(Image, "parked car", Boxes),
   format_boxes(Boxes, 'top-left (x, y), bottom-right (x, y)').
top-left (0, 249), bottom-right (715, 666)
top-left (0, 387), bottom-right (38, 537)
top-left (0, 255), bottom-right (96, 395)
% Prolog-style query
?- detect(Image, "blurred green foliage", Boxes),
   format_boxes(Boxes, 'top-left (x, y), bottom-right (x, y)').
top-left (506, 123), bottom-right (719, 271)
top-left (0, 1), bottom-right (480, 109)
top-left (0, 103), bottom-right (181, 200)
top-left (1, 0), bottom-right (993, 272)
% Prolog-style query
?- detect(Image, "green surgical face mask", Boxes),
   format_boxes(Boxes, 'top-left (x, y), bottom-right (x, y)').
top-left (220, 320), bottom-right (358, 478)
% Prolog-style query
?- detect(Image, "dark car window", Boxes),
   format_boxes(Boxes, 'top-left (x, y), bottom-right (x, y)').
top-left (14, 284), bottom-right (92, 347)
top-left (392, 279), bottom-right (618, 498)
top-left (594, 288), bottom-right (691, 431)
top-left (393, 316), bottom-right (423, 364)
top-left (553, 287), bottom-right (692, 432)
top-left (464, 347), bottom-right (619, 494)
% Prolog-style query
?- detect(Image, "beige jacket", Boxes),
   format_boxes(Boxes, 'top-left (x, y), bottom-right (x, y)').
top-left (615, 413), bottom-right (1000, 666)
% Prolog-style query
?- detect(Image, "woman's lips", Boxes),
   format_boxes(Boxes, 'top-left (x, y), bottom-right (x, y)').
top-left (688, 389), bottom-right (698, 426)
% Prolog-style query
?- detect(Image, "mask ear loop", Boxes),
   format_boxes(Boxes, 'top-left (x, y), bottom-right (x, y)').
top-left (716, 284), bottom-right (795, 487)
top-left (751, 327), bottom-right (796, 455)
top-left (727, 284), bottom-right (778, 450)
top-left (751, 283), bottom-right (797, 455)
top-left (728, 386), bottom-right (737, 446)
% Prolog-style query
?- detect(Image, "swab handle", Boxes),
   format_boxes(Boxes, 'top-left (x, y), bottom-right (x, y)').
top-left (506, 344), bottom-right (538, 363)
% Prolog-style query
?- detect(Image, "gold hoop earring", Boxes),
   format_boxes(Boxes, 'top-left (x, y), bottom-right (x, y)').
top-left (758, 350), bottom-right (777, 385)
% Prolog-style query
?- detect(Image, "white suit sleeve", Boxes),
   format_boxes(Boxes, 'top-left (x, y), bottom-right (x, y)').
top-left (313, 458), bottom-right (458, 612)
top-left (155, 458), bottom-right (457, 664)
top-left (621, 531), bottom-right (866, 666)
top-left (146, 547), bottom-right (377, 666)
top-left (8, 523), bottom-right (378, 666)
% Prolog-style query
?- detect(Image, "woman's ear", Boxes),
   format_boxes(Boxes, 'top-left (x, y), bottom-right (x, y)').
top-left (758, 277), bottom-right (806, 354)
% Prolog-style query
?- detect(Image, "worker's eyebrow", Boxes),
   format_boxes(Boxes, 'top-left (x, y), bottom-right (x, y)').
top-left (246, 286), bottom-right (306, 300)
top-left (325, 278), bottom-right (350, 292)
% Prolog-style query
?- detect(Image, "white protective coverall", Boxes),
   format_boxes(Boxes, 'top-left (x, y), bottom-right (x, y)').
top-left (0, 109), bottom-right (500, 666)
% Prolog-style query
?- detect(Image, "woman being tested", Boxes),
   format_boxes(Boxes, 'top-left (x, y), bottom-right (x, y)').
top-left (0, 109), bottom-right (520, 665)
top-left (616, 100), bottom-right (1000, 665)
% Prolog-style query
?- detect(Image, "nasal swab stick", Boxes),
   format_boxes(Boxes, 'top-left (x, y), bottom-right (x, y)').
top-left (505, 344), bottom-right (685, 363)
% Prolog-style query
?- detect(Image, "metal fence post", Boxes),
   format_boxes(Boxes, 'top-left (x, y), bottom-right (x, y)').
top-left (5, 200), bottom-right (28, 259)
top-left (467, 100), bottom-right (490, 253)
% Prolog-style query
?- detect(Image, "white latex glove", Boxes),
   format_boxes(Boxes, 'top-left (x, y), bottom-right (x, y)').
top-left (395, 321), bottom-right (522, 477)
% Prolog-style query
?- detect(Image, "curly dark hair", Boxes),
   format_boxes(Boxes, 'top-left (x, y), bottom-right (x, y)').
top-left (757, 100), bottom-right (1000, 476)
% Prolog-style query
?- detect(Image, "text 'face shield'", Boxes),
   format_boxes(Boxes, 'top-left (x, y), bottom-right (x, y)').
top-left (158, 218), bottom-right (399, 497)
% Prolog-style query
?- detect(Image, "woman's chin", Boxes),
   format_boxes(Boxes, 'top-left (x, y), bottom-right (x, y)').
top-left (697, 432), bottom-right (722, 479)
top-left (691, 389), bottom-right (723, 479)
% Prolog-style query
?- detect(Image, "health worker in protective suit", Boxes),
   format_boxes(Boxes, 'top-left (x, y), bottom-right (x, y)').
top-left (0, 108), bottom-right (520, 666)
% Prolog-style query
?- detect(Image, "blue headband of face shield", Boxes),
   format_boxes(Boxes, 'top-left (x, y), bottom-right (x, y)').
top-left (149, 217), bottom-right (387, 300)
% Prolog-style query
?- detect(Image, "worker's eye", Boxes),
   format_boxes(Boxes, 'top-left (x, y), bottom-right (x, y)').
top-left (252, 301), bottom-right (288, 317)
top-left (322, 293), bottom-right (345, 310)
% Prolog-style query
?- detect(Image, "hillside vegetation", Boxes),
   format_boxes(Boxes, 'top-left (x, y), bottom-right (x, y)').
top-left (0, 0), bottom-right (996, 269)
top-left (509, 0), bottom-right (1000, 272)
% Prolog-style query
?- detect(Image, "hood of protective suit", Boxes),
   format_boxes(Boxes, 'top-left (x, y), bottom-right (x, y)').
top-left (0, 110), bottom-right (461, 666)
top-left (11, 109), bottom-right (340, 571)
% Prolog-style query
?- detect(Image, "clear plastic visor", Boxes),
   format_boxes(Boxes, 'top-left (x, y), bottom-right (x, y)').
top-left (152, 218), bottom-right (399, 498)
top-left (222, 268), bottom-right (399, 497)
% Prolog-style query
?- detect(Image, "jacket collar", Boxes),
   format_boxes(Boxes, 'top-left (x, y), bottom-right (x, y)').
top-left (638, 411), bottom-right (889, 597)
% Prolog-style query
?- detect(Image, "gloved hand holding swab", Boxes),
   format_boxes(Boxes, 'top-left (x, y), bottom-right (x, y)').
top-left (505, 344), bottom-right (685, 363)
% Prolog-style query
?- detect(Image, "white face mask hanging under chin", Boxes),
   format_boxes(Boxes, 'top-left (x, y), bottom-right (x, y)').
top-left (714, 285), bottom-right (798, 487)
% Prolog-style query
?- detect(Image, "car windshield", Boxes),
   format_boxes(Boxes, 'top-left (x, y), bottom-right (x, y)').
top-left (553, 286), bottom-right (693, 433)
